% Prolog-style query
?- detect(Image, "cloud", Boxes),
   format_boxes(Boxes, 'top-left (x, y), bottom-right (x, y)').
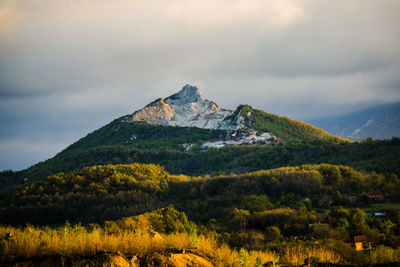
top-left (0, 0), bottom-right (399, 170)
top-left (0, 3), bottom-right (20, 38)
top-left (0, 0), bottom-right (304, 97)
top-left (202, 64), bottom-right (400, 118)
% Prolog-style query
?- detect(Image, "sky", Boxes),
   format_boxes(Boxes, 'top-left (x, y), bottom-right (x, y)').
top-left (0, 0), bottom-right (400, 170)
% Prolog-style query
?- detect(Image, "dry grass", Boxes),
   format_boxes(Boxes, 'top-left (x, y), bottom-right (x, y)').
top-left (359, 246), bottom-right (400, 265)
top-left (4, 224), bottom-right (397, 266)
top-left (196, 236), bottom-right (239, 266)
top-left (0, 224), bottom-right (281, 266)
top-left (0, 224), bottom-right (164, 258)
top-left (280, 245), bottom-right (342, 265)
top-left (196, 236), bottom-right (279, 266)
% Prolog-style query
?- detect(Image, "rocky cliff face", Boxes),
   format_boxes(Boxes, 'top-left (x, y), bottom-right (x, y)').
top-left (128, 84), bottom-right (234, 129)
top-left (130, 98), bottom-right (175, 122)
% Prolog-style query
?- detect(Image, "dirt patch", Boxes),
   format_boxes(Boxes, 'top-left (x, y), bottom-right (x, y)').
top-left (1, 253), bottom-right (138, 267)
top-left (74, 252), bottom-right (137, 267)
top-left (169, 253), bottom-right (214, 267)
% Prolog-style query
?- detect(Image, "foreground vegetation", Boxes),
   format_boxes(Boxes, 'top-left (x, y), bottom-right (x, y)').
top-left (1, 163), bottom-right (400, 265)
top-left (1, 207), bottom-right (400, 266)
top-left (0, 208), bottom-right (277, 266)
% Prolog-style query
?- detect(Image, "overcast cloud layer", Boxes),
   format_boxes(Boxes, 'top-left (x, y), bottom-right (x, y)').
top-left (1, 0), bottom-right (400, 170)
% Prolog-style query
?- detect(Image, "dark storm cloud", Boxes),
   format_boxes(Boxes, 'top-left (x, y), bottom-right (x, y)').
top-left (0, 0), bottom-right (400, 170)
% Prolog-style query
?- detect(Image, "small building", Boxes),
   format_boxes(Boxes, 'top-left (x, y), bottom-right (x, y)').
top-left (271, 135), bottom-right (281, 144)
top-left (352, 235), bottom-right (371, 251)
top-left (368, 191), bottom-right (384, 201)
top-left (366, 212), bottom-right (386, 217)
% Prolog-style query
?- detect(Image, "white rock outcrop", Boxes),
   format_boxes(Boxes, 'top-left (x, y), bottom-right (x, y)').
top-left (128, 85), bottom-right (235, 130)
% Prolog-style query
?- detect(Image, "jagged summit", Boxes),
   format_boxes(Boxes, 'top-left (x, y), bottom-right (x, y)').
top-left (125, 84), bottom-right (345, 144)
top-left (128, 84), bottom-right (233, 129)
top-left (165, 84), bottom-right (204, 105)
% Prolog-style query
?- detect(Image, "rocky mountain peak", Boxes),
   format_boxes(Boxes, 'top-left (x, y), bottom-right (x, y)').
top-left (165, 84), bottom-right (205, 106)
top-left (178, 84), bottom-right (203, 102)
top-left (129, 84), bottom-right (234, 129)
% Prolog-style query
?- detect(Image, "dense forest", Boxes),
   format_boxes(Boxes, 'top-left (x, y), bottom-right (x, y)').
top-left (2, 163), bottom-right (399, 225)
top-left (1, 163), bottom-right (399, 265)
top-left (2, 137), bottom-right (399, 189)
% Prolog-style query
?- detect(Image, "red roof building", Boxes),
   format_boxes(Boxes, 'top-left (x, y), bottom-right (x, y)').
top-left (368, 191), bottom-right (384, 201)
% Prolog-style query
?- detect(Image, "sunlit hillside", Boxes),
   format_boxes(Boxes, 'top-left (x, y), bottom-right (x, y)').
top-left (0, 163), bottom-right (399, 266)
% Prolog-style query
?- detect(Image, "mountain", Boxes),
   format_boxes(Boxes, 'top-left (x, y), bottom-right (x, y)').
top-left (308, 102), bottom-right (400, 140)
top-left (0, 84), bottom-right (351, 187)
top-left (56, 84), bottom-right (344, 153)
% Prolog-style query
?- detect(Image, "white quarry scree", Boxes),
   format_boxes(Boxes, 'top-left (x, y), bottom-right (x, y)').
top-left (128, 84), bottom-right (235, 130)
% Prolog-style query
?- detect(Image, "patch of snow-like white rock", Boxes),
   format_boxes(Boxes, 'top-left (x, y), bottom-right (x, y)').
top-left (351, 117), bottom-right (374, 136)
top-left (126, 84), bottom-right (278, 150)
top-left (129, 84), bottom-right (236, 130)
top-left (202, 132), bottom-right (273, 149)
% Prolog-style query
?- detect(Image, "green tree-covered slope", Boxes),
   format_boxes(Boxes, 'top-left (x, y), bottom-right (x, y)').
top-left (60, 105), bottom-right (345, 157)
top-left (1, 163), bottom-right (398, 226)
top-left (62, 118), bottom-right (225, 154)
top-left (227, 105), bottom-right (346, 142)
top-left (2, 137), bottom-right (399, 188)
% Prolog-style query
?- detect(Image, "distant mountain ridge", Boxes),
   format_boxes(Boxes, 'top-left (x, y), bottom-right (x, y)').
top-left (309, 103), bottom-right (400, 140)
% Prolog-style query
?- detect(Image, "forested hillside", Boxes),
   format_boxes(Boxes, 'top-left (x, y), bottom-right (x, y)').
top-left (230, 105), bottom-right (345, 142)
top-left (1, 163), bottom-right (400, 266)
top-left (1, 163), bottom-right (398, 225)
top-left (2, 137), bottom-right (399, 189)
top-left (62, 120), bottom-right (225, 154)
